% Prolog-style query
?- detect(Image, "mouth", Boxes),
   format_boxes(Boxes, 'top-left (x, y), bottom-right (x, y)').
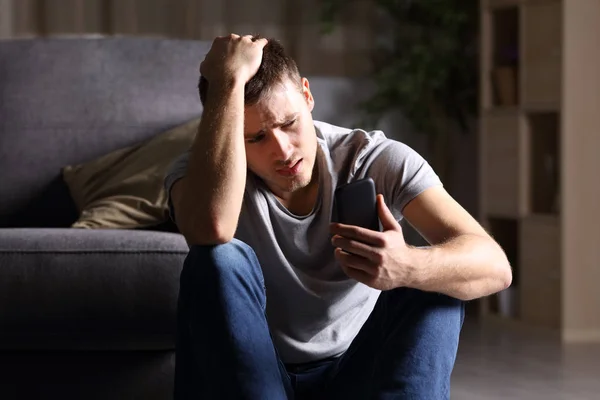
top-left (277, 159), bottom-right (303, 176)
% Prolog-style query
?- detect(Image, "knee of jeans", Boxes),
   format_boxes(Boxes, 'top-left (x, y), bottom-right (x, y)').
top-left (389, 289), bottom-right (464, 334)
top-left (185, 238), bottom-right (262, 283)
top-left (421, 291), bottom-right (465, 331)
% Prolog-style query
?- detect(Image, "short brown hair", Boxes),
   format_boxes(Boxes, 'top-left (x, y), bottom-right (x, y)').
top-left (198, 36), bottom-right (301, 106)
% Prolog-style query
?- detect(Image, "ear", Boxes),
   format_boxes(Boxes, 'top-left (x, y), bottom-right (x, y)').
top-left (301, 77), bottom-right (315, 112)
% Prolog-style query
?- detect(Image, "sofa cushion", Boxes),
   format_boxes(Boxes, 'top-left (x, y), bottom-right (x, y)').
top-left (0, 228), bottom-right (189, 351)
top-left (0, 37), bottom-right (211, 227)
top-left (62, 117), bottom-right (200, 229)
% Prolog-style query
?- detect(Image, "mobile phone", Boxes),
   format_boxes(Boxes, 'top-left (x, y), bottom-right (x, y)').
top-left (334, 178), bottom-right (380, 231)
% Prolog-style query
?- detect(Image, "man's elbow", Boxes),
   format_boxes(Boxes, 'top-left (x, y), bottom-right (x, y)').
top-left (171, 181), bottom-right (237, 245)
top-left (499, 258), bottom-right (513, 291)
top-left (187, 228), bottom-right (236, 247)
top-left (491, 242), bottom-right (513, 293)
top-left (462, 239), bottom-right (513, 301)
top-left (178, 217), bottom-right (236, 246)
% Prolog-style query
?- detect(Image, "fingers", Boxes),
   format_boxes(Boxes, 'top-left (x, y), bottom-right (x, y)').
top-left (330, 223), bottom-right (385, 247)
top-left (340, 263), bottom-right (374, 286)
top-left (331, 234), bottom-right (382, 262)
top-left (216, 33), bottom-right (240, 40)
top-left (335, 249), bottom-right (377, 286)
top-left (209, 33), bottom-right (268, 54)
top-left (241, 34), bottom-right (268, 48)
top-left (334, 248), bottom-right (376, 274)
top-left (253, 37), bottom-right (269, 46)
top-left (216, 33), bottom-right (267, 44)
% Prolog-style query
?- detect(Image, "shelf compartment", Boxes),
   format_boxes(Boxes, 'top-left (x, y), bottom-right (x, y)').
top-left (489, 6), bottom-right (520, 107)
top-left (527, 112), bottom-right (560, 215)
top-left (521, 0), bottom-right (562, 107)
top-left (519, 215), bottom-right (561, 328)
top-left (483, 112), bottom-right (525, 216)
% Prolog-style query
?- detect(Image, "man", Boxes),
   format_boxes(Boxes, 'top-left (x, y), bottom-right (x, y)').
top-left (165, 34), bottom-right (512, 399)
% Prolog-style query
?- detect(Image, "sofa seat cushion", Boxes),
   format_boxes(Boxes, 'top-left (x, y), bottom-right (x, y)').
top-left (0, 228), bottom-right (189, 351)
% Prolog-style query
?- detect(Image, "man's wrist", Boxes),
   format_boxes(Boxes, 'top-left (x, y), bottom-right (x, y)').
top-left (207, 75), bottom-right (245, 96)
top-left (401, 245), bottom-right (433, 291)
top-left (202, 76), bottom-right (246, 117)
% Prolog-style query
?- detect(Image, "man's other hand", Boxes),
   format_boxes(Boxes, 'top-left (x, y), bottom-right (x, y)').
top-left (200, 34), bottom-right (268, 87)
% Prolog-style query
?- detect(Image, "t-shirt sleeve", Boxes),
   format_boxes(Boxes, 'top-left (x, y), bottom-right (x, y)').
top-left (163, 150), bottom-right (191, 223)
top-left (363, 136), bottom-right (442, 220)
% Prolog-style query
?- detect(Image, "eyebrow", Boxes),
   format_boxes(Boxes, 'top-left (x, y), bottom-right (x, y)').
top-left (244, 113), bottom-right (299, 139)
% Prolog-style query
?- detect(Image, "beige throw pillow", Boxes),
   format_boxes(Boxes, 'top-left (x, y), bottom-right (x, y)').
top-left (62, 117), bottom-right (200, 229)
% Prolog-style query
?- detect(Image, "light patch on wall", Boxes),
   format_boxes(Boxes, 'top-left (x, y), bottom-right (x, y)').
top-left (0, 0), bottom-right (13, 39)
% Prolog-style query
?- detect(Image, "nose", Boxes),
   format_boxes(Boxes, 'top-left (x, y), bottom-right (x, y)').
top-left (271, 129), bottom-right (293, 161)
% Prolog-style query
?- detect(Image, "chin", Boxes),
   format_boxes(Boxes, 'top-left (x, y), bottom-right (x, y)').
top-left (275, 173), bottom-right (312, 194)
top-left (279, 178), bottom-right (307, 194)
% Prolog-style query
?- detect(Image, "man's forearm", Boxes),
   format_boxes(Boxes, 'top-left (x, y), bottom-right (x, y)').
top-left (180, 81), bottom-right (246, 243)
top-left (406, 234), bottom-right (512, 301)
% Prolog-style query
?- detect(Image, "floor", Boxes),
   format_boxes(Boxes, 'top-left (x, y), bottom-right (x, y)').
top-left (451, 316), bottom-right (600, 399)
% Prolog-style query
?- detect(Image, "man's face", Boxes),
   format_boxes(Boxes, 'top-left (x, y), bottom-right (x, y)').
top-left (244, 77), bottom-right (317, 200)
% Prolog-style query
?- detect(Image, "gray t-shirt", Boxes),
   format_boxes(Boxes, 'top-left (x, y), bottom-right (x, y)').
top-left (164, 120), bottom-right (442, 364)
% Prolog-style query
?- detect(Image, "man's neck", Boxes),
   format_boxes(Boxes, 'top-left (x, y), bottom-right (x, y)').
top-left (277, 178), bottom-right (320, 216)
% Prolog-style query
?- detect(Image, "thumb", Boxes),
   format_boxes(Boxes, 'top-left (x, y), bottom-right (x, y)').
top-left (377, 194), bottom-right (401, 231)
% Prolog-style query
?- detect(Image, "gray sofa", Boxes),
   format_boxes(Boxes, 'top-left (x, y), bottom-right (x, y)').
top-left (0, 37), bottom-right (205, 399)
top-left (0, 36), bottom-right (371, 399)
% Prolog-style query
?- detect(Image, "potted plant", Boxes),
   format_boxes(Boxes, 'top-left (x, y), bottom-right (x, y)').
top-left (319, 0), bottom-right (479, 190)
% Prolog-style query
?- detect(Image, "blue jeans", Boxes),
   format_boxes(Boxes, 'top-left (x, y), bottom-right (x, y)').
top-left (174, 239), bottom-right (464, 399)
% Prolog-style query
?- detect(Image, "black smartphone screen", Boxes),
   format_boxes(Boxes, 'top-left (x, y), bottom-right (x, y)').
top-left (334, 178), bottom-right (380, 231)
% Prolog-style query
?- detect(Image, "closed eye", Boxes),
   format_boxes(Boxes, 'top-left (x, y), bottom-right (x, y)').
top-left (283, 119), bottom-right (297, 128)
top-left (247, 134), bottom-right (265, 144)
top-left (246, 118), bottom-right (297, 144)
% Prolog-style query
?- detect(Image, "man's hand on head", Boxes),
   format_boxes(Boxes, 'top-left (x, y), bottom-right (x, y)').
top-left (330, 195), bottom-right (418, 291)
top-left (200, 34), bottom-right (268, 88)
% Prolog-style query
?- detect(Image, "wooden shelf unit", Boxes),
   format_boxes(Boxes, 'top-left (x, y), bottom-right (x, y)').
top-left (478, 0), bottom-right (600, 342)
